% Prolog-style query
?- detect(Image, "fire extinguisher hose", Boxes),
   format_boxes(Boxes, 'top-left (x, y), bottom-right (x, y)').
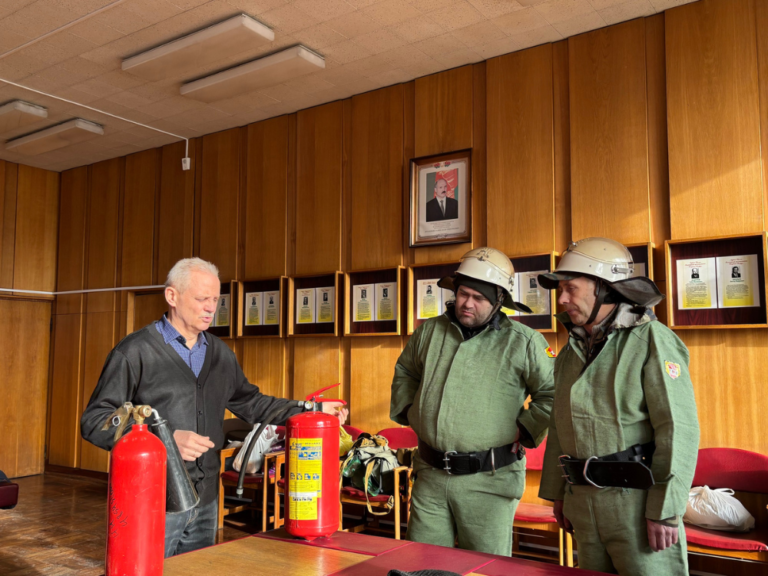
top-left (236, 401), bottom-right (304, 496)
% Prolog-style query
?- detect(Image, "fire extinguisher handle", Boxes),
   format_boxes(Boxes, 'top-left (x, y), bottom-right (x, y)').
top-left (315, 399), bottom-right (347, 405)
top-left (305, 382), bottom-right (342, 402)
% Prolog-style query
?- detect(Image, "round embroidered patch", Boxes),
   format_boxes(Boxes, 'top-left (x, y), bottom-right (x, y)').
top-left (665, 361), bottom-right (681, 379)
top-left (545, 346), bottom-right (557, 358)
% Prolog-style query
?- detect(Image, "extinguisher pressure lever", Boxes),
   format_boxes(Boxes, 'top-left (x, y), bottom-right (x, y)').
top-left (305, 383), bottom-right (347, 406)
top-left (102, 403), bottom-right (153, 441)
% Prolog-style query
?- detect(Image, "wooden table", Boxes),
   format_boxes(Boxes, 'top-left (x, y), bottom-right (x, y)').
top-left (164, 531), bottom-right (600, 576)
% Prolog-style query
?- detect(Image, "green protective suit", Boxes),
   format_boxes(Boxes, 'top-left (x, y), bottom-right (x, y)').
top-left (539, 306), bottom-right (700, 575)
top-left (390, 311), bottom-right (555, 556)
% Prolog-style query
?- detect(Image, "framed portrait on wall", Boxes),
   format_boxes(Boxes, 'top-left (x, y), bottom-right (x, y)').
top-left (409, 149), bottom-right (472, 247)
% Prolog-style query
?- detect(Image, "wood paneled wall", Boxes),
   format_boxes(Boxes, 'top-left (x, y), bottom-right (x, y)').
top-left (0, 300), bottom-right (52, 478)
top-left (0, 159), bottom-right (58, 478)
top-left (487, 44), bottom-right (556, 257)
top-left (664, 0), bottom-right (768, 456)
top-left (43, 0), bottom-right (768, 478)
top-left (666, 0), bottom-right (763, 239)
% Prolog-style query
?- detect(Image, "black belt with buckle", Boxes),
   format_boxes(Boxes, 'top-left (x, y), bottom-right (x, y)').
top-left (559, 441), bottom-right (656, 490)
top-left (418, 440), bottom-right (524, 475)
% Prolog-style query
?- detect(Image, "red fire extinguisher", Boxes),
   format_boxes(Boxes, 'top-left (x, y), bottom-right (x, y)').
top-left (285, 384), bottom-right (345, 541)
top-left (104, 404), bottom-right (166, 576)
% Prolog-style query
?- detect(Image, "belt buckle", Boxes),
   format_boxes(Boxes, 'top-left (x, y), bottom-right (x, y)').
top-left (558, 454), bottom-right (575, 485)
top-left (583, 456), bottom-right (605, 489)
top-left (443, 451), bottom-right (457, 475)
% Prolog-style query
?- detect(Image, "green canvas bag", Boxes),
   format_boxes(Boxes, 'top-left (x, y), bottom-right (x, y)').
top-left (340, 433), bottom-right (400, 514)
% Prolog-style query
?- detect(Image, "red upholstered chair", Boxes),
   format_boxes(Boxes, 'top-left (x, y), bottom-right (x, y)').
top-left (342, 425), bottom-right (364, 441)
top-left (514, 438), bottom-right (574, 567)
top-left (376, 427), bottom-right (418, 450)
top-left (338, 427), bottom-right (416, 539)
top-left (218, 444), bottom-right (284, 532)
top-left (0, 470), bottom-right (18, 510)
top-left (685, 448), bottom-right (768, 563)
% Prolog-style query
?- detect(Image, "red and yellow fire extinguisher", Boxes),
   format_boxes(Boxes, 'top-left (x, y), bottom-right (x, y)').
top-left (285, 384), bottom-right (345, 540)
top-left (103, 404), bottom-right (166, 576)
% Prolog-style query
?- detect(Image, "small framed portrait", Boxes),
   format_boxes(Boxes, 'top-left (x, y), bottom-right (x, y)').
top-left (409, 149), bottom-right (472, 247)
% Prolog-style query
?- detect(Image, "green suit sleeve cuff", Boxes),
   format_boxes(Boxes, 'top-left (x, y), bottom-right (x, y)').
top-left (646, 477), bottom-right (688, 521)
top-left (516, 412), bottom-right (547, 448)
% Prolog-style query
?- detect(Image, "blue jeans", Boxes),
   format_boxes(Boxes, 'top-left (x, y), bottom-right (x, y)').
top-left (164, 499), bottom-right (217, 558)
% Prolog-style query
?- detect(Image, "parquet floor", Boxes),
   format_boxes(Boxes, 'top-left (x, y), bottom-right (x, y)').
top-left (0, 473), bottom-right (253, 575)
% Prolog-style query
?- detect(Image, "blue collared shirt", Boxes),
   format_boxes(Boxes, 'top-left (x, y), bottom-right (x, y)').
top-left (155, 315), bottom-right (208, 377)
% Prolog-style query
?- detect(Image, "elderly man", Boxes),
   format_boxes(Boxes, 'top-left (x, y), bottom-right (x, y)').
top-left (81, 258), bottom-right (347, 557)
top-left (537, 238), bottom-right (699, 576)
top-left (391, 247), bottom-right (554, 555)
top-left (425, 178), bottom-right (459, 222)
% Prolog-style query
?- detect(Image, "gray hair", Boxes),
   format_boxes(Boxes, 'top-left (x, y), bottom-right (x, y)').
top-left (165, 258), bottom-right (219, 293)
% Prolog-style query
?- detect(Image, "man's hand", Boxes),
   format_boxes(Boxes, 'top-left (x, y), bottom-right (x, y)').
top-left (553, 500), bottom-right (573, 534)
top-left (647, 519), bottom-right (678, 552)
top-left (321, 401), bottom-right (349, 425)
top-left (174, 430), bottom-right (215, 461)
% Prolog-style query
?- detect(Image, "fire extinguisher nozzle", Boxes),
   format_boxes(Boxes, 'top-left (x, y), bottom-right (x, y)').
top-left (149, 411), bottom-right (200, 514)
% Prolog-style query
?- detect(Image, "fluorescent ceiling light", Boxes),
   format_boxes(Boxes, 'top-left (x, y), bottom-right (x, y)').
top-left (180, 45), bottom-right (325, 102)
top-left (122, 14), bottom-right (275, 82)
top-left (0, 100), bottom-right (48, 134)
top-left (5, 118), bottom-right (104, 155)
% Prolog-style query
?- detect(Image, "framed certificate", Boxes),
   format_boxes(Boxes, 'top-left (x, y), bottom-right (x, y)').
top-left (296, 288), bottom-right (315, 325)
top-left (315, 287), bottom-right (335, 323)
top-left (375, 282), bottom-right (397, 321)
top-left (207, 281), bottom-right (236, 339)
top-left (344, 267), bottom-right (404, 336)
top-left (666, 234), bottom-right (768, 329)
top-left (238, 279), bottom-right (283, 338)
top-left (288, 273), bottom-right (341, 337)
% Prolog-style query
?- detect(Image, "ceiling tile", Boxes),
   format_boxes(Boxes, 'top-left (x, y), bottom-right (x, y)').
top-left (426, 1), bottom-right (484, 32)
top-left (293, 0), bottom-right (357, 22)
top-left (321, 39), bottom-right (374, 63)
top-left (413, 32), bottom-right (467, 58)
top-left (552, 10), bottom-right (605, 36)
top-left (598, 0), bottom-right (655, 25)
top-left (466, 0), bottom-right (524, 18)
top-left (123, 0), bottom-right (185, 23)
top-left (360, 0), bottom-right (423, 27)
top-left (452, 19), bottom-right (506, 47)
top-left (648, 0), bottom-right (691, 10)
top-left (475, 34), bottom-right (522, 58)
top-left (344, 0), bottom-right (381, 8)
top-left (392, 16), bottom-right (445, 43)
top-left (294, 23), bottom-right (349, 49)
top-left (259, 3), bottom-right (318, 33)
top-left (534, 0), bottom-right (595, 25)
top-left (325, 10), bottom-right (380, 39)
top-left (224, 0), bottom-right (292, 15)
top-left (510, 23), bottom-right (562, 48)
top-left (406, 0), bottom-right (462, 13)
top-left (369, 67), bottom-right (413, 85)
top-left (492, 7), bottom-right (550, 34)
top-left (3, 2), bottom-right (78, 39)
top-left (208, 91), bottom-right (279, 113)
top-left (91, 6), bottom-right (156, 36)
top-left (353, 29), bottom-right (407, 54)
top-left (587, 0), bottom-right (632, 8)
top-left (136, 95), bottom-right (206, 118)
top-left (0, 0), bottom-right (38, 20)
top-left (0, 28), bottom-right (35, 53)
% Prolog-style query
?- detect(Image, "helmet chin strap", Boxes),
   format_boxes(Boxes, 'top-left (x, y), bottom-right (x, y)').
top-left (585, 280), bottom-right (610, 326)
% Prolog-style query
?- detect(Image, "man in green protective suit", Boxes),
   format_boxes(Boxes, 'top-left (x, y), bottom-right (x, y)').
top-left (390, 247), bottom-right (555, 556)
top-left (537, 237), bottom-right (700, 576)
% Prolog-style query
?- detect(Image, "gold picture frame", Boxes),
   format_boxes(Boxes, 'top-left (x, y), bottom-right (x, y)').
top-left (409, 149), bottom-right (472, 247)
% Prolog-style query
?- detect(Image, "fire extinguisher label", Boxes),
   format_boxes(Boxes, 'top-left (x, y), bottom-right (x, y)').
top-left (289, 437), bottom-right (322, 520)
